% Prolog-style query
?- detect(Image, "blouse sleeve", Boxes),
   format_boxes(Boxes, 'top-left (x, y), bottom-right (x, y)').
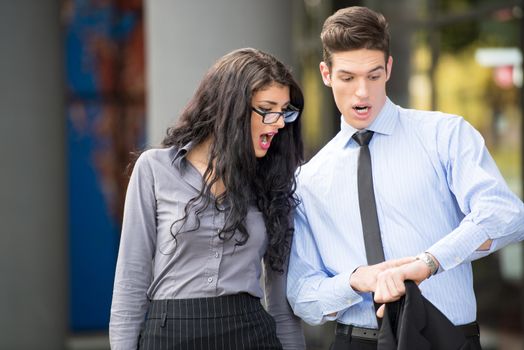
top-left (109, 151), bottom-right (157, 350)
top-left (264, 243), bottom-right (306, 349)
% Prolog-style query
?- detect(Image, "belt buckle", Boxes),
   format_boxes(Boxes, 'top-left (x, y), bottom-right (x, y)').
top-left (335, 323), bottom-right (351, 336)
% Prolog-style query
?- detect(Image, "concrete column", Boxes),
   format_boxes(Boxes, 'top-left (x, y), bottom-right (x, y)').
top-left (0, 1), bottom-right (67, 349)
top-left (145, 0), bottom-right (293, 144)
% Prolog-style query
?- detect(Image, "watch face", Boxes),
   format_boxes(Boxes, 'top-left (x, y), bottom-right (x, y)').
top-left (418, 253), bottom-right (437, 275)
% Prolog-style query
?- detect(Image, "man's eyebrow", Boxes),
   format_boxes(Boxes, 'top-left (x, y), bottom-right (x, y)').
top-left (335, 66), bottom-right (385, 75)
top-left (368, 66), bottom-right (385, 73)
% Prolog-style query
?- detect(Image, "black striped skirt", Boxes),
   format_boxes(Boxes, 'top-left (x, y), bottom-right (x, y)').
top-left (138, 293), bottom-right (283, 350)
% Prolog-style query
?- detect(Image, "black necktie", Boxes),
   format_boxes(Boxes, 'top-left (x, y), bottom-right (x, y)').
top-left (352, 130), bottom-right (385, 265)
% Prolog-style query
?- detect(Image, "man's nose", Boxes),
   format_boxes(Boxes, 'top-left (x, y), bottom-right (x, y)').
top-left (355, 79), bottom-right (369, 98)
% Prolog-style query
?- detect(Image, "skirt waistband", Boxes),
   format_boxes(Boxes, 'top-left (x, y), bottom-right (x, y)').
top-left (147, 293), bottom-right (262, 319)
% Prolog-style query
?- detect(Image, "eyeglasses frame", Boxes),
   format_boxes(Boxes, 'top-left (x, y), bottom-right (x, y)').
top-left (251, 105), bottom-right (300, 124)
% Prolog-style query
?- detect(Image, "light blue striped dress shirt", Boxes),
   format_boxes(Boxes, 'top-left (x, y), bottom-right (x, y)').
top-left (287, 98), bottom-right (524, 328)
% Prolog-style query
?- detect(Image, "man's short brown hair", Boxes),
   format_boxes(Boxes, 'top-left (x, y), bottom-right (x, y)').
top-left (320, 6), bottom-right (390, 67)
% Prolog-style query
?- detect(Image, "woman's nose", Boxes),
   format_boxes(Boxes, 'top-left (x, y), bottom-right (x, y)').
top-left (273, 115), bottom-right (286, 129)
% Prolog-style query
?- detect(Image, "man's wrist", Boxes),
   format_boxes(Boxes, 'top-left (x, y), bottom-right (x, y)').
top-left (349, 266), bottom-right (362, 291)
top-left (416, 252), bottom-right (438, 277)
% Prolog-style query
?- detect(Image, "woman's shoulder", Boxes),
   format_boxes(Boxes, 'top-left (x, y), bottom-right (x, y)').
top-left (138, 146), bottom-right (178, 162)
top-left (132, 146), bottom-right (178, 174)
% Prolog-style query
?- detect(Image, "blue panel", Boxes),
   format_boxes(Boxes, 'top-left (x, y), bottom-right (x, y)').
top-left (65, 0), bottom-right (144, 331)
top-left (67, 103), bottom-right (119, 330)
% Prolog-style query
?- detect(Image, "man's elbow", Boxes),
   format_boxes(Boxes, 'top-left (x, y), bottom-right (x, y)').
top-left (477, 239), bottom-right (493, 251)
top-left (287, 302), bottom-right (327, 326)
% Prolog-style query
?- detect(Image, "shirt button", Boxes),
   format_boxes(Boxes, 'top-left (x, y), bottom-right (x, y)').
top-left (215, 252), bottom-right (219, 258)
top-left (207, 277), bottom-right (213, 283)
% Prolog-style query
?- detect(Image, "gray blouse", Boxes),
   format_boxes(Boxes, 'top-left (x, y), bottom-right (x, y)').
top-left (109, 145), bottom-right (305, 349)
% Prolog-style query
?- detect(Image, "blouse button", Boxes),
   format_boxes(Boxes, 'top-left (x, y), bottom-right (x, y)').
top-left (207, 277), bottom-right (213, 283)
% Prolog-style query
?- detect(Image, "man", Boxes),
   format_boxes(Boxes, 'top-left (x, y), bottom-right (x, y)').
top-left (286, 6), bottom-right (524, 350)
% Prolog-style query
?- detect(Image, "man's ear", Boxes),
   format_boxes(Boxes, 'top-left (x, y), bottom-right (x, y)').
top-left (386, 56), bottom-right (393, 82)
top-left (319, 61), bottom-right (331, 87)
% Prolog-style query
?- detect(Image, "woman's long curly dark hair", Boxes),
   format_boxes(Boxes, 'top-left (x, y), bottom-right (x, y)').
top-left (162, 48), bottom-right (304, 272)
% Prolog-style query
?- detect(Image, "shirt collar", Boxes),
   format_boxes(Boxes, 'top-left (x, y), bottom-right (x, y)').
top-left (338, 97), bottom-right (398, 148)
top-left (169, 141), bottom-right (194, 170)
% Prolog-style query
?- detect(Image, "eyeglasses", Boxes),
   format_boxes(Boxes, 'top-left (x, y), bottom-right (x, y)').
top-left (252, 105), bottom-right (300, 124)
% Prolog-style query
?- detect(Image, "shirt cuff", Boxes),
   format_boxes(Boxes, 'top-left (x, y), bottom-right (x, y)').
top-left (427, 220), bottom-right (490, 271)
top-left (321, 271), bottom-right (363, 319)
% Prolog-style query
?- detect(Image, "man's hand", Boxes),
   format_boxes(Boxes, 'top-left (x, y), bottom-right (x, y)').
top-left (374, 254), bottom-right (439, 305)
top-left (349, 257), bottom-right (415, 293)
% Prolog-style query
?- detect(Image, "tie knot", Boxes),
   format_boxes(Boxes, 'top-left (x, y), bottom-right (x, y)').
top-left (352, 130), bottom-right (374, 146)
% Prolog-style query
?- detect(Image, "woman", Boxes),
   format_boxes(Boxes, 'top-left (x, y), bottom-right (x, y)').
top-left (109, 48), bottom-right (305, 349)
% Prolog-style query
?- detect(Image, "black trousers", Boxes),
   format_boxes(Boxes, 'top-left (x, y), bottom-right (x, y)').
top-left (330, 335), bottom-right (482, 350)
top-left (330, 334), bottom-right (377, 350)
top-left (138, 293), bottom-right (282, 350)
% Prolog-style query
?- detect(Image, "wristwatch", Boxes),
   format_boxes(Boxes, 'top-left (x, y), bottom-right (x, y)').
top-left (416, 252), bottom-right (438, 277)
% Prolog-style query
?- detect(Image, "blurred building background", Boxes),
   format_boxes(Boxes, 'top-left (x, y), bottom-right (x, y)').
top-left (0, 0), bottom-right (522, 349)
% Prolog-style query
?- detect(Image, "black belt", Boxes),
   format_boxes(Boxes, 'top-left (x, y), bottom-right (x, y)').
top-left (335, 321), bottom-right (480, 342)
top-left (336, 323), bottom-right (379, 341)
